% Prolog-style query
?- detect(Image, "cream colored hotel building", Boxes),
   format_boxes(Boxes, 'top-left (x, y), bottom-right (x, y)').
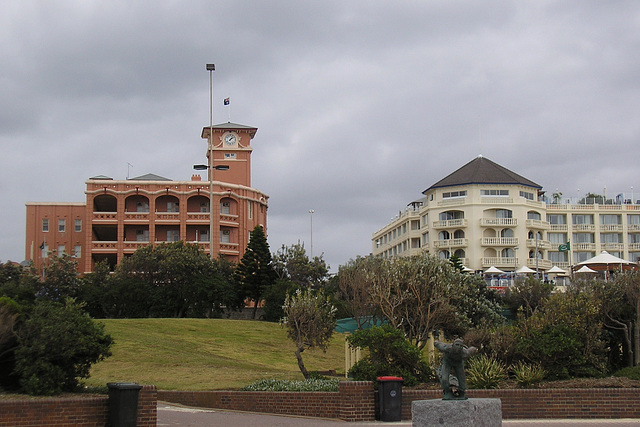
top-left (25, 122), bottom-right (268, 274)
top-left (372, 156), bottom-right (640, 274)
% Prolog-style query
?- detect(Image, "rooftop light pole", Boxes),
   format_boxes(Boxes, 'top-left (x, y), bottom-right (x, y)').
top-left (194, 164), bottom-right (230, 260)
top-left (309, 209), bottom-right (314, 259)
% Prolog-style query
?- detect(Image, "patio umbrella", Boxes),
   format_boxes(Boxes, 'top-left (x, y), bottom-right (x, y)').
top-left (547, 265), bottom-right (567, 275)
top-left (484, 266), bottom-right (504, 274)
top-left (576, 251), bottom-right (634, 271)
top-left (576, 265), bottom-right (597, 273)
top-left (515, 266), bottom-right (536, 274)
top-left (462, 266), bottom-right (474, 272)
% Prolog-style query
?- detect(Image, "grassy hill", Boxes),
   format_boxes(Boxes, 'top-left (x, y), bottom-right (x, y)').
top-left (86, 318), bottom-right (347, 390)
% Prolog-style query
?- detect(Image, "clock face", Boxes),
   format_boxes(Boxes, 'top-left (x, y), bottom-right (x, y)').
top-left (224, 133), bottom-right (237, 145)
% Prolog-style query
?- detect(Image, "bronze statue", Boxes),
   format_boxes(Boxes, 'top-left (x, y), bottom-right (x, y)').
top-left (434, 338), bottom-right (477, 400)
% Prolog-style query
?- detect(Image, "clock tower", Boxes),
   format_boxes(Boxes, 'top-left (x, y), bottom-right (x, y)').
top-left (201, 122), bottom-right (258, 187)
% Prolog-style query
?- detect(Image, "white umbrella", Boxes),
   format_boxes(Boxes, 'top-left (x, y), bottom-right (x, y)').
top-left (576, 265), bottom-right (597, 273)
top-left (484, 266), bottom-right (504, 274)
top-left (515, 266), bottom-right (536, 274)
top-left (577, 251), bottom-right (633, 267)
top-left (547, 265), bottom-right (567, 274)
top-left (462, 266), bottom-right (474, 272)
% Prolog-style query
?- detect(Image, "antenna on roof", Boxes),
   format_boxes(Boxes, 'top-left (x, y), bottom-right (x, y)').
top-left (127, 162), bottom-right (134, 180)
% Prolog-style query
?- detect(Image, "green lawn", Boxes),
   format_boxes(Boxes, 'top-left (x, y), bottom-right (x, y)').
top-left (86, 318), bottom-right (347, 390)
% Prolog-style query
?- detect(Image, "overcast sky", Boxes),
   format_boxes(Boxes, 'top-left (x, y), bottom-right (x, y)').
top-left (2, 1), bottom-right (640, 272)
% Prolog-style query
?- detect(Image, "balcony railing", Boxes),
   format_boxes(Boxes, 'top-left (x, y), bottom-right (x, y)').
top-left (481, 257), bottom-right (516, 268)
top-left (480, 218), bottom-right (517, 227)
top-left (91, 241), bottom-right (117, 250)
top-left (601, 242), bottom-right (624, 252)
top-left (526, 239), bottom-right (551, 249)
top-left (526, 258), bottom-right (552, 270)
top-left (572, 224), bottom-right (595, 231)
top-left (92, 212), bottom-right (117, 221)
top-left (526, 219), bottom-right (550, 230)
top-left (124, 212), bottom-right (149, 221)
top-left (123, 241), bottom-right (150, 251)
top-left (550, 224), bottom-right (568, 231)
top-left (433, 238), bottom-right (468, 249)
top-left (432, 219), bottom-right (468, 229)
top-left (481, 237), bottom-right (519, 246)
top-left (155, 212), bottom-right (180, 221)
top-left (187, 212), bottom-right (210, 221)
top-left (629, 224), bottom-right (640, 231)
top-left (574, 242), bottom-right (596, 251)
top-left (600, 224), bottom-right (623, 232)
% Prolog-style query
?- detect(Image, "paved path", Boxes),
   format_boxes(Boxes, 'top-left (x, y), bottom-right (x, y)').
top-left (158, 403), bottom-right (640, 426)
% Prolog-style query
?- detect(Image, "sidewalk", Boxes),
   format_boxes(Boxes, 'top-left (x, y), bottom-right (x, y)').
top-left (158, 403), bottom-right (640, 426)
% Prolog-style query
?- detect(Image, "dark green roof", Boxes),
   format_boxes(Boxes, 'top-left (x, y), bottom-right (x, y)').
top-left (423, 156), bottom-right (541, 194)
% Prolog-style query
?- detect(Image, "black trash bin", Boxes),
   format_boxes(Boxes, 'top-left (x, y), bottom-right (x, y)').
top-left (107, 382), bottom-right (143, 427)
top-left (377, 376), bottom-right (403, 422)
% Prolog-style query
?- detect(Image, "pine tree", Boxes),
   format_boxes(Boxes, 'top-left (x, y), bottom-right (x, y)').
top-left (234, 225), bottom-right (277, 319)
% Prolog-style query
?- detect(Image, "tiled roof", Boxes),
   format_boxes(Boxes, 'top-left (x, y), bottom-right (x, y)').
top-left (423, 155), bottom-right (541, 193)
top-left (129, 173), bottom-right (172, 181)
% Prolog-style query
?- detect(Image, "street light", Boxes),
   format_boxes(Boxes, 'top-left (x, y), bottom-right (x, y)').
top-left (309, 209), bottom-right (314, 258)
top-left (194, 164), bottom-right (229, 260)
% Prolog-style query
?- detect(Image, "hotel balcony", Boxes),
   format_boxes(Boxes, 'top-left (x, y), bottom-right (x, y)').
top-left (526, 239), bottom-right (551, 249)
top-left (481, 237), bottom-right (519, 246)
top-left (629, 224), bottom-right (640, 231)
top-left (433, 238), bottom-right (468, 249)
top-left (601, 242), bottom-right (624, 252)
top-left (550, 224), bottom-right (568, 231)
top-left (526, 258), bottom-right (552, 270)
top-left (572, 224), bottom-right (596, 232)
top-left (432, 219), bottom-right (468, 229)
top-left (123, 241), bottom-right (151, 253)
top-left (481, 257), bottom-right (517, 269)
top-left (155, 212), bottom-right (180, 222)
top-left (526, 219), bottom-right (550, 230)
top-left (600, 224), bottom-right (623, 232)
top-left (91, 241), bottom-right (117, 251)
top-left (574, 242), bottom-right (596, 251)
top-left (480, 218), bottom-right (517, 227)
top-left (124, 212), bottom-right (149, 221)
top-left (92, 212), bottom-right (117, 221)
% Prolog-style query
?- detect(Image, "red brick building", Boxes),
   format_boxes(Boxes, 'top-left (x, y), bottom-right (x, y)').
top-left (25, 122), bottom-right (268, 273)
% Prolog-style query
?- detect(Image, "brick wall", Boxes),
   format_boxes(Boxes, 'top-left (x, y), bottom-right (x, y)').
top-left (403, 388), bottom-right (640, 420)
top-left (159, 383), bottom-right (640, 422)
top-left (0, 385), bottom-right (157, 427)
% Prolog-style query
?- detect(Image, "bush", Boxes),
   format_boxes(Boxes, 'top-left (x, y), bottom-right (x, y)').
top-left (613, 366), bottom-right (640, 380)
top-left (241, 378), bottom-right (340, 392)
top-left (14, 299), bottom-right (113, 395)
top-left (511, 361), bottom-right (546, 387)
top-left (466, 354), bottom-right (507, 389)
top-left (346, 325), bottom-right (432, 386)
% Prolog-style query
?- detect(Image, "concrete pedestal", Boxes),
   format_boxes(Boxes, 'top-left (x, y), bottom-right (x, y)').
top-left (412, 398), bottom-right (502, 427)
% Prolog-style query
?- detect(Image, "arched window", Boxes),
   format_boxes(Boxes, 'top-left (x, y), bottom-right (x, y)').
top-left (501, 229), bottom-right (514, 238)
top-left (438, 230), bottom-right (450, 240)
top-left (454, 229), bottom-right (465, 239)
top-left (502, 248), bottom-right (514, 258)
top-left (439, 250), bottom-right (450, 260)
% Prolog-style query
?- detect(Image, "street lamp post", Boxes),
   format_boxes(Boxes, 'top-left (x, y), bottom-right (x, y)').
top-left (194, 164), bottom-right (229, 260)
top-left (309, 209), bottom-right (314, 259)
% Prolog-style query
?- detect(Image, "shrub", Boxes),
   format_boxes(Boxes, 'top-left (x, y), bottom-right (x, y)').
top-left (14, 299), bottom-right (113, 395)
top-left (511, 361), bottom-right (546, 387)
top-left (346, 324), bottom-right (432, 386)
top-left (466, 354), bottom-right (507, 389)
top-left (241, 378), bottom-right (340, 392)
top-left (613, 366), bottom-right (640, 380)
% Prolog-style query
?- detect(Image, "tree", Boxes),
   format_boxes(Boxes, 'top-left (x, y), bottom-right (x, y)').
top-left (503, 276), bottom-right (554, 318)
top-left (234, 225), bottom-right (277, 319)
top-left (14, 299), bottom-right (113, 395)
top-left (337, 256), bottom-right (380, 329)
top-left (39, 255), bottom-right (81, 301)
top-left (449, 254), bottom-right (464, 273)
top-left (281, 289), bottom-right (336, 379)
top-left (263, 243), bottom-right (332, 322)
top-left (369, 254), bottom-right (461, 349)
top-left (613, 271), bottom-right (640, 366)
top-left (110, 241), bottom-right (238, 318)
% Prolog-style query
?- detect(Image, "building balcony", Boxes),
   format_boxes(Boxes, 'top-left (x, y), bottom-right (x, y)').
top-left (572, 224), bottom-right (595, 231)
top-left (600, 224), bottom-right (623, 232)
top-left (526, 219), bottom-right (550, 230)
top-left (123, 241), bottom-right (151, 252)
top-left (124, 212), bottom-right (149, 221)
top-left (550, 224), bottom-right (568, 231)
top-left (481, 257), bottom-right (517, 268)
top-left (629, 224), bottom-right (640, 231)
top-left (601, 242), bottom-right (624, 252)
top-left (433, 238), bottom-right (468, 249)
top-left (574, 242), bottom-right (596, 251)
top-left (220, 242), bottom-right (240, 254)
top-left (91, 241), bottom-right (117, 251)
top-left (187, 212), bottom-right (210, 222)
top-left (432, 219), bottom-right (468, 229)
top-left (629, 243), bottom-right (640, 251)
top-left (220, 214), bottom-right (239, 225)
top-left (481, 237), bottom-right (519, 246)
top-left (480, 218), bottom-right (517, 227)
top-left (92, 212), bottom-right (117, 221)
top-left (526, 239), bottom-right (551, 249)
top-left (526, 258), bottom-right (552, 270)
top-left (155, 212), bottom-right (180, 222)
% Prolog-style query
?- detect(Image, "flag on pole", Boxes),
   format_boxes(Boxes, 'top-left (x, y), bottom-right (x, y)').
top-left (558, 242), bottom-right (571, 252)
top-left (223, 98), bottom-right (230, 105)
